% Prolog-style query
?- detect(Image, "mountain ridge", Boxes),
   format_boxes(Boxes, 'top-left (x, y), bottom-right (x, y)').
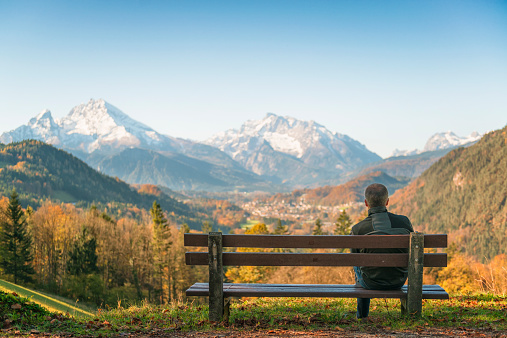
top-left (205, 113), bottom-right (382, 186)
top-left (389, 125), bottom-right (507, 261)
top-left (0, 140), bottom-right (206, 226)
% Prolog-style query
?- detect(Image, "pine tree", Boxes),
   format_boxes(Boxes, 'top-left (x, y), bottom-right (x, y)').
top-left (67, 227), bottom-right (98, 275)
top-left (201, 221), bottom-right (213, 233)
top-left (334, 210), bottom-right (352, 235)
top-left (273, 219), bottom-right (289, 235)
top-left (312, 218), bottom-right (327, 235)
top-left (150, 200), bottom-right (171, 303)
top-left (0, 189), bottom-right (35, 284)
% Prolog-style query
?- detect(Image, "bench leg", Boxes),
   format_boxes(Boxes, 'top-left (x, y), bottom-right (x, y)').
top-left (224, 297), bottom-right (231, 322)
top-left (400, 299), bottom-right (407, 316)
top-left (209, 232), bottom-right (224, 322)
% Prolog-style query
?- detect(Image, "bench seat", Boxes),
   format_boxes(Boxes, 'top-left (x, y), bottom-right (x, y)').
top-left (186, 282), bottom-right (449, 299)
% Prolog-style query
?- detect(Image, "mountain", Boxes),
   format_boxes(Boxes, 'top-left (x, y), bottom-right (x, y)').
top-left (389, 131), bottom-right (481, 157)
top-left (423, 131), bottom-right (481, 152)
top-left (0, 99), bottom-right (182, 154)
top-left (0, 140), bottom-right (204, 226)
top-left (266, 171), bottom-right (410, 206)
top-left (348, 147), bottom-right (457, 180)
top-left (0, 99), bottom-right (270, 191)
top-left (353, 132), bottom-right (483, 181)
top-left (389, 125), bottom-right (507, 261)
top-left (89, 147), bottom-right (274, 192)
top-left (205, 113), bottom-right (381, 186)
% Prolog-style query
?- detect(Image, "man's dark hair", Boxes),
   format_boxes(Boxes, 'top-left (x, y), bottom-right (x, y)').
top-left (365, 183), bottom-right (389, 207)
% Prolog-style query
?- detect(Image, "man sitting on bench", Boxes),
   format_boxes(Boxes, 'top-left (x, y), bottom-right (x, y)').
top-left (351, 183), bottom-right (414, 319)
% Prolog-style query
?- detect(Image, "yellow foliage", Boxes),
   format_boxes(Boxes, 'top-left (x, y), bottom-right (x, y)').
top-left (475, 254), bottom-right (507, 295)
top-left (225, 223), bottom-right (271, 283)
top-left (245, 223), bottom-right (269, 234)
top-left (437, 253), bottom-right (478, 294)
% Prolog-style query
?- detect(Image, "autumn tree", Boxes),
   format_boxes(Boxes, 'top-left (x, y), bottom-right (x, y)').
top-left (0, 189), bottom-right (35, 284)
top-left (226, 223), bottom-right (273, 283)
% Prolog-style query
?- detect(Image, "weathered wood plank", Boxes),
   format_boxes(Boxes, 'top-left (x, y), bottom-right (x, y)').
top-left (208, 232), bottom-right (223, 322)
top-left (185, 283), bottom-right (449, 299)
top-left (407, 232), bottom-right (424, 318)
top-left (186, 252), bottom-right (447, 267)
top-left (184, 234), bottom-right (447, 249)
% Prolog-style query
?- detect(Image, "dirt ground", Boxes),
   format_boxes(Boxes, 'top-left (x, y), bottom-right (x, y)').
top-left (14, 327), bottom-right (505, 338)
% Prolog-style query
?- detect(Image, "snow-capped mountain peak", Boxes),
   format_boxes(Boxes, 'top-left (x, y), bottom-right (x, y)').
top-left (423, 131), bottom-right (482, 152)
top-left (61, 99), bottom-right (152, 137)
top-left (205, 113), bottom-right (381, 179)
top-left (33, 109), bottom-right (53, 121)
top-left (0, 99), bottom-right (180, 153)
top-left (389, 131), bottom-right (482, 157)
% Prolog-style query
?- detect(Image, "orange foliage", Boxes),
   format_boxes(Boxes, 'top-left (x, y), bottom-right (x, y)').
top-left (435, 252), bottom-right (507, 295)
top-left (136, 184), bottom-right (162, 196)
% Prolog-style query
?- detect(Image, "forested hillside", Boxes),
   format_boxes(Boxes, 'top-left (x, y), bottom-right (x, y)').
top-left (390, 126), bottom-right (507, 261)
top-left (0, 140), bottom-right (200, 226)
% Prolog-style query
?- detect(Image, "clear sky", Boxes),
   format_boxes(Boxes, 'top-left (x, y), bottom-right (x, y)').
top-left (1, 0), bottom-right (506, 158)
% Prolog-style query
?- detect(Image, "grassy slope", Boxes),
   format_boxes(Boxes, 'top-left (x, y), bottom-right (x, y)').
top-left (0, 279), bottom-right (94, 318)
top-left (1, 294), bottom-right (505, 336)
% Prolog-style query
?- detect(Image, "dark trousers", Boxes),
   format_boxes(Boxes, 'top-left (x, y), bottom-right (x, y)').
top-left (353, 266), bottom-right (371, 318)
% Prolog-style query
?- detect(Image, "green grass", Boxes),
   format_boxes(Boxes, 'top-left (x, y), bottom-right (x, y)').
top-left (94, 294), bottom-right (507, 335)
top-left (1, 293), bottom-right (506, 337)
top-left (0, 279), bottom-right (95, 318)
top-left (240, 219), bottom-right (260, 230)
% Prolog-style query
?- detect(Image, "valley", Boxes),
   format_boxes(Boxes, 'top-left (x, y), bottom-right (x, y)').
top-left (0, 99), bottom-right (504, 310)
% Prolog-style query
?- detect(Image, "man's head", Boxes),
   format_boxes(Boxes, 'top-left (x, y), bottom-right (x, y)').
top-left (364, 183), bottom-right (389, 208)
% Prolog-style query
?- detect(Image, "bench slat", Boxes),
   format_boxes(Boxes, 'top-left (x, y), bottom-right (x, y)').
top-left (185, 252), bottom-right (447, 267)
top-left (189, 282), bottom-right (447, 291)
top-left (184, 234), bottom-right (447, 249)
top-left (186, 283), bottom-right (449, 299)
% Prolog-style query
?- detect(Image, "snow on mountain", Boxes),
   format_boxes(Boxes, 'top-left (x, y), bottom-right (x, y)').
top-left (388, 131), bottom-right (482, 158)
top-left (423, 131), bottom-right (481, 152)
top-left (390, 148), bottom-right (420, 157)
top-left (205, 113), bottom-right (381, 183)
top-left (0, 99), bottom-right (180, 153)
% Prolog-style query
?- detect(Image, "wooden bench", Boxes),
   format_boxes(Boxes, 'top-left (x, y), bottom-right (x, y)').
top-left (184, 232), bottom-right (449, 321)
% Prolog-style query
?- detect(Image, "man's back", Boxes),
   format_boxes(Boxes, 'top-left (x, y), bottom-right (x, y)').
top-left (351, 205), bottom-right (414, 289)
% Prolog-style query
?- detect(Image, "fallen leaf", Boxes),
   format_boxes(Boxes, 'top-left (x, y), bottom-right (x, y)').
top-left (10, 304), bottom-right (21, 310)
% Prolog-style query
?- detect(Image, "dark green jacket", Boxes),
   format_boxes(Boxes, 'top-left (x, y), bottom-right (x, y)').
top-left (351, 206), bottom-right (414, 290)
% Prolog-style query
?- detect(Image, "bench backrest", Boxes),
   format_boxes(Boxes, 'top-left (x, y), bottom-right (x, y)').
top-left (184, 233), bottom-right (448, 268)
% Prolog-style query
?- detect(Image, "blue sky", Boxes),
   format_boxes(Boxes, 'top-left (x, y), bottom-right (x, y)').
top-left (1, 0), bottom-right (506, 158)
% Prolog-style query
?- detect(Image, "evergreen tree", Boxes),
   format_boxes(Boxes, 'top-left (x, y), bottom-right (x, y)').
top-left (334, 210), bottom-right (352, 235)
top-left (151, 200), bottom-right (171, 303)
top-left (67, 227), bottom-right (98, 275)
top-left (0, 189), bottom-right (35, 284)
top-left (273, 219), bottom-right (289, 235)
top-left (201, 221), bottom-right (213, 233)
top-left (312, 218), bottom-right (327, 235)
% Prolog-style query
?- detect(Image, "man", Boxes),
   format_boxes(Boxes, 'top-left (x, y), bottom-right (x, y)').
top-left (350, 183), bottom-right (414, 319)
